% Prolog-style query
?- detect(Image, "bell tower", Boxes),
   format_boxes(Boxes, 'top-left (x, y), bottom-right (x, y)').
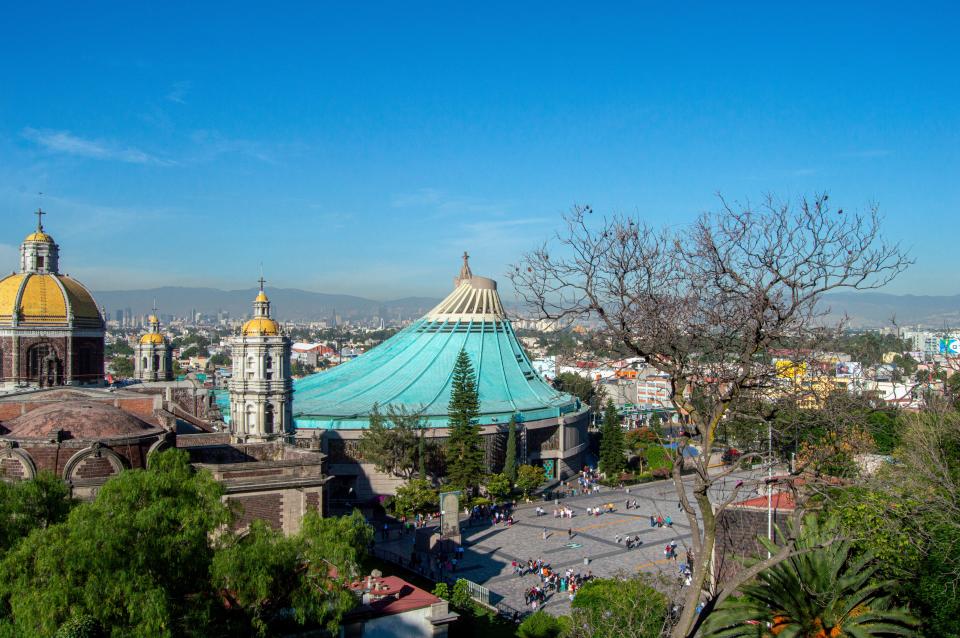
top-left (227, 276), bottom-right (293, 442)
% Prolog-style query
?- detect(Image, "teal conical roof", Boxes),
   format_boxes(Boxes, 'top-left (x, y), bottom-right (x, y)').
top-left (293, 267), bottom-right (579, 430)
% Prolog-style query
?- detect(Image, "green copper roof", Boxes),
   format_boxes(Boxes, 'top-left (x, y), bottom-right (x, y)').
top-left (293, 274), bottom-right (579, 429)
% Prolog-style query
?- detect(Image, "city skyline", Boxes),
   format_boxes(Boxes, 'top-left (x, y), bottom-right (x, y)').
top-left (1, 3), bottom-right (958, 298)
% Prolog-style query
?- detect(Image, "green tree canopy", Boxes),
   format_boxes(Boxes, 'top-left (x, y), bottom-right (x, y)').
top-left (109, 355), bottom-right (134, 378)
top-left (0, 471), bottom-right (72, 552)
top-left (358, 404), bottom-right (439, 480)
top-left (212, 510), bottom-right (372, 636)
top-left (445, 350), bottom-right (485, 494)
top-left (555, 371), bottom-right (606, 413)
top-left (517, 610), bottom-right (565, 638)
top-left (105, 340), bottom-right (133, 357)
top-left (599, 399), bottom-right (626, 477)
top-left (0, 449), bottom-right (229, 637)
top-left (565, 574), bottom-right (668, 638)
top-left (503, 415), bottom-right (518, 484)
top-left (484, 473), bottom-right (512, 503)
top-left (391, 479), bottom-right (439, 517)
top-left (515, 464), bottom-right (546, 498)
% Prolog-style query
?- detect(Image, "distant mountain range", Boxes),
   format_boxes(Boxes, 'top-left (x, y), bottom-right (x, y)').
top-left (92, 287), bottom-right (442, 322)
top-left (818, 292), bottom-right (960, 328)
top-left (91, 287), bottom-right (960, 329)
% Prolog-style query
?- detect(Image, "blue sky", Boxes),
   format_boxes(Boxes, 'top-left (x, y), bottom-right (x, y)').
top-left (1, 2), bottom-right (957, 299)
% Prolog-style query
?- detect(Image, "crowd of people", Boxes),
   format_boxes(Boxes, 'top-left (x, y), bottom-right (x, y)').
top-left (559, 467), bottom-right (604, 497)
top-left (518, 558), bottom-right (595, 609)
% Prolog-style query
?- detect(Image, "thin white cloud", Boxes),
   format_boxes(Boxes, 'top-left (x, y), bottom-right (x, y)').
top-left (165, 80), bottom-right (190, 104)
top-left (187, 130), bottom-right (277, 164)
top-left (22, 128), bottom-right (174, 166)
top-left (391, 188), bottom-right (514, 217)
top-left (463, 217), bottom-right (551, 233)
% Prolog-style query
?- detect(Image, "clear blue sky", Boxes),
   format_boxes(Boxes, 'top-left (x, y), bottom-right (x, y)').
top-left (1, 2), bottom-right (957, 299)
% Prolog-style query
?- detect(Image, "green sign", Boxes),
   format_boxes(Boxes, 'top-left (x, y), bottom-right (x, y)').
top-left (564, 542), bottom-right (582, 549)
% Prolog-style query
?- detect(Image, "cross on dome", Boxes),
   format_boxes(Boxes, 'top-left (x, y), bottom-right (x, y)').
top-left (456, 250), bottom-right (473, 285)
top-left (35, 208), bottom-right (46, 231)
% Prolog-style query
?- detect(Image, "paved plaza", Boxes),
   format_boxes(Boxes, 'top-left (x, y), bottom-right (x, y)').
top-left (377, 477), bottom-right (718, 616)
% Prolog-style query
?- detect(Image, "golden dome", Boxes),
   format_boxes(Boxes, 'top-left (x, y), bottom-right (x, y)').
top-left (140, 332), bottom-right (165, 345)
top-left (147, 314), bottom-right (158, 323)
top-left (255, 290), bottom-right (269, 303)
top-left (24, 230), bottom-right (54, 243)
top-left (0, 273), bottom-right (102, 326)
top-left (241, 317), bottom-right (280, 336)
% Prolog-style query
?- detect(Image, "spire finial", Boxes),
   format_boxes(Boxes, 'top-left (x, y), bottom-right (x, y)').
top-left (35, 207), bottom-right (46, 231)
top-left (456, 250), bottom-right (473, 285)
top-left (258, 275), bottom-right (266, 291)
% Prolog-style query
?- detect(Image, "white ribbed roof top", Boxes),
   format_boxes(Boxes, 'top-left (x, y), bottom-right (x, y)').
top-left (426, 275), bottom-right (505, 322)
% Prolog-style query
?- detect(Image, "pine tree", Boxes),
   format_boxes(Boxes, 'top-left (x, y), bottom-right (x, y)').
top-left (599, 399), bottom-right (625, 477)
top-left (445, 350), bottom-right (484, 494)
top-left (503, 415), bottom-right (518, 484)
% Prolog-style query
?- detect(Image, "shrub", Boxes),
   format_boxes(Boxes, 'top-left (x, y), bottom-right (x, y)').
top-left (517, 610), bottom-right (564, 638)
top-left (432, 582), bottom-right (450, 600)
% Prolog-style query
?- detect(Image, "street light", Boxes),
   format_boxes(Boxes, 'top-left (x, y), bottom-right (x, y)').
top-left (767, 419), bottom-right (773, 556)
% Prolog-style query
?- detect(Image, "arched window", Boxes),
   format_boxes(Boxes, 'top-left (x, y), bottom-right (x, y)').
top-left (142, 356), bottom-right (148, 370)
top-left (265, 354), bottom-right (273, 380)
top-left (247, 355), bottom-right (255, 380)
top-left (152, 354), bottom-right (160, 371)
top-left (264, 403), bottom-right (274, 434)
top-left (245, 404), bottom-right (256, 431)
top-left (27, 343), bottom-right (61, 387)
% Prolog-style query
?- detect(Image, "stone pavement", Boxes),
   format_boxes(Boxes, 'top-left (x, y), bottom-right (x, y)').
top-left (376, 477), bottom-right (709, 616)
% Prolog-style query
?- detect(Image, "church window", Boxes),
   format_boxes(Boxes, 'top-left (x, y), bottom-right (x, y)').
top-left (36, 255), bottom-right (44, 269)
top-left (142, 357), bottom-right (148, 370)
top-left (265, 354), bottom-right (273, 380)
top-left (27, 343), bottom-right (61, 387)
top-left (152, 354), bottom-right (160, 371)
top-left (76, 342), bottom-right (98, 384)
top-left (264, 403), bottom-right (274, 433)
top-left (245, 404), bottom-right (256, 431)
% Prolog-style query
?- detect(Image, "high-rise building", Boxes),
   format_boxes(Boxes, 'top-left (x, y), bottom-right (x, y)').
top-left (228, 280), bottom-right (292, 442)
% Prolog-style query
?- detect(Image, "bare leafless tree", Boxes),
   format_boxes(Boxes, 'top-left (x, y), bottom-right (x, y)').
top-left (509, 194), bottom-right (911, 638)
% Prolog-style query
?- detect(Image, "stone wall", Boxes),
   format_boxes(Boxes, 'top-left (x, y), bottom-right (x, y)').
top-left (714, 506), bottom-right (792, 584)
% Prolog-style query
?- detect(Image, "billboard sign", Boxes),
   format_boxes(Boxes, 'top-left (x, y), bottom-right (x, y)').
top-left (439, 491), bottom-right (462, 539)
top-left (939, 339), bottom-right (960, 356)
top-left (835, 361), bottom-right (863, 378)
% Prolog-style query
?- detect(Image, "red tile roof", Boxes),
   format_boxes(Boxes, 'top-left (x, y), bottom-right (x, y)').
top-left (735, 492), bottom-right (796, 511)
top-left (348, 575), bottom-right (440, 617)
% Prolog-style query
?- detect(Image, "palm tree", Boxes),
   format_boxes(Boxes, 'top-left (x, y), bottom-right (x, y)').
top-left (701, 516), bottom-right (917, 638)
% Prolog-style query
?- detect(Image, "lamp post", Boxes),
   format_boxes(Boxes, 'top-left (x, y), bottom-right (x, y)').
top-left (767, 419), bottom-right (773, 557)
